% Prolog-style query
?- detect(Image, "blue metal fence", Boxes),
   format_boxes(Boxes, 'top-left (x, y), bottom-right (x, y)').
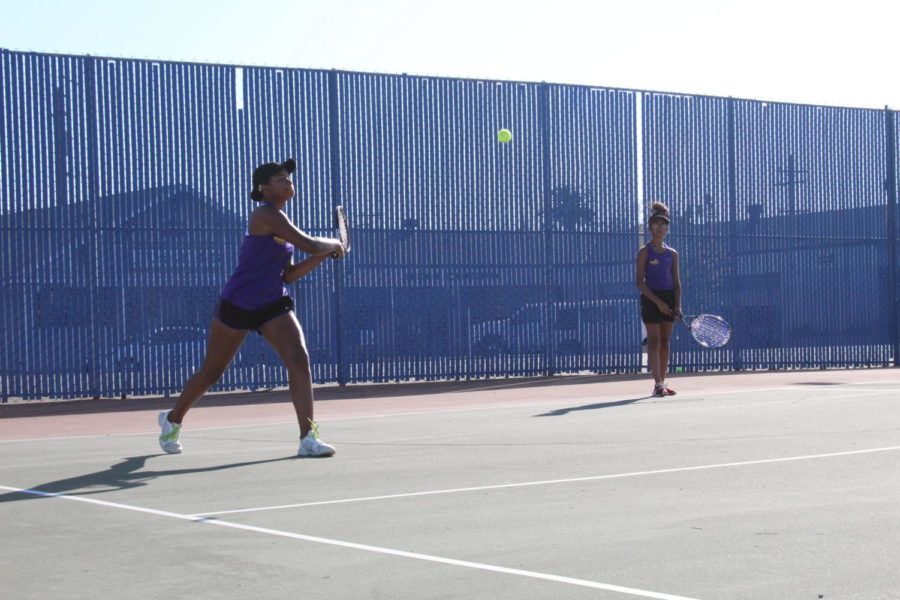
top-left (1, 49), bottom-right (897, 401)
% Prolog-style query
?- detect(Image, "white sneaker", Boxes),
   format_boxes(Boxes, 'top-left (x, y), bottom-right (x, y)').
top-left (158, 410), bottom-right (183, 454)
top-left (298, 421), bottom-right (335, 457)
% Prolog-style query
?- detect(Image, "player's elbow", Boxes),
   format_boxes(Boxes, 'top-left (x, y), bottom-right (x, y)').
top-left (299, 238), bottom-right (327, 256)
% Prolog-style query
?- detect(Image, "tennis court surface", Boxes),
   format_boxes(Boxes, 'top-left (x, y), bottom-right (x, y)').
top-left (2, 368), bottom-right (899, 599)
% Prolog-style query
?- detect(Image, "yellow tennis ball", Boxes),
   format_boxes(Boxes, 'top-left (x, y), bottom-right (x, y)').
top-left (497, 128), bottom-right (512, 143)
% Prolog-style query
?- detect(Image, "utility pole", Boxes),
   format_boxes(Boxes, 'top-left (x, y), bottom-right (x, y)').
top-left (775, 154), bottom-right (806, 215)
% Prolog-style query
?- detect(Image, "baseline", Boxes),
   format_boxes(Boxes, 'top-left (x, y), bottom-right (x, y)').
top-left (0, 484), bottom-right (698, 600)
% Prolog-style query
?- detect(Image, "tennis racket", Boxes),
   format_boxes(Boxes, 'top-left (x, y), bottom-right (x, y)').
top-left (679, 314), bottom-right (732, 348)
top-left (331, 205), bottom-right (350, 259)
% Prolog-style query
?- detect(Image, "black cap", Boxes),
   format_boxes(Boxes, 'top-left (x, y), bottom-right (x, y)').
top-left (648, 211), bottom-right (670, 224)
top-left (251, 158), bottom-right (296, 200)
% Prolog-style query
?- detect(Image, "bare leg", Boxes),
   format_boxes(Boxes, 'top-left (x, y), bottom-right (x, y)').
top-left (168, 318), bottom-right (247, 424)
top-left (259, 312), bottom-right (315, 437)
top-left (658, 321), bottom-right (674, 384)
top-left (645, 322), bottom-right (663, 385)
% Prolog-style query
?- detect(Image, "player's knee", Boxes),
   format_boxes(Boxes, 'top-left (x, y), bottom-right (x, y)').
top-left (282, 347), bottom-right (310, 370)
top-left (196, 363), bottom-right (226, 387)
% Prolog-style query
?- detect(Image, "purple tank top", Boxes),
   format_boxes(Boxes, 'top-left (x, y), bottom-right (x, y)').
top-left (220, 233), bottom-right (294, 310)
top-left (643, 242), bottom-right (675, 291)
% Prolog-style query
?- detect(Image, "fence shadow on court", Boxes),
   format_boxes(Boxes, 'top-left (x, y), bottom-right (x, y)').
top-left (1, 374), bottom-right (650, 417)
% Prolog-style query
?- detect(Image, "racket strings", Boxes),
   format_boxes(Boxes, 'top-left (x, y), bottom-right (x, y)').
top-left (336, 207), bottom-right (350, 252)
top-left (691, 317), bottom-right (731, 347)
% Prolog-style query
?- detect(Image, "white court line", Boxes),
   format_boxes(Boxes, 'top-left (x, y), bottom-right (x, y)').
top-left (2, 380), bottom-right (899, 444)
top-left (191, 444), bottom-right (900, 517)
top-left (675, 382), bottom-right (900, 398)
top-left (0, 399), bottom-right (643, 444)
top-left (0, 401), bottom-right (607, 444)
top-left (0, 485), bottom-right (698, 600)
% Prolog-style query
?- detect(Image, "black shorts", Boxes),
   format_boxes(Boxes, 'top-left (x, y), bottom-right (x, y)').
top-left (641, 290), bottom-right (676, 324)
top-left (216, 296), bottom-right (295, 331)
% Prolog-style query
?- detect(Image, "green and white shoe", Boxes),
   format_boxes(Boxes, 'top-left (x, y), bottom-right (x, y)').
top-left (298, 421), bottom-right (335, 457)
top-left (158, 410), bottom-right (183, 454)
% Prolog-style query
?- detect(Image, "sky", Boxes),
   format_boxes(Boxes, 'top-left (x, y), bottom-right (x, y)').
top-left (1, 0), bottom-right (897, 110)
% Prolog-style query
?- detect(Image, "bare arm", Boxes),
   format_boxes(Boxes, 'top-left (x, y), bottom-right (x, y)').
top-left (283, 254), bottom-right (329, 284)
top-left (249, 205), bottom-right (344, 257)
top-left (635, 247), bottom-right (672, 315)
top-left (671, 250), bottom-right (682, 319)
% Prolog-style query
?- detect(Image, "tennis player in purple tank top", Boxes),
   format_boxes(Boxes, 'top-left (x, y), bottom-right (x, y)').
top-left (157, 158), bottom-right (347, 457)
top-left (636, 202), bottom-right (682, 398)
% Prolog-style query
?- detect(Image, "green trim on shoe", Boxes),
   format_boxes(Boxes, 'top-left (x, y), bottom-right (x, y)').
top-left (160, 425), bottom-right (181, 442)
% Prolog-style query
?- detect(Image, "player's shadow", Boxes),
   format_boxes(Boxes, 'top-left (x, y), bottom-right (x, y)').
top-left (0, 454), bottom-right (294, 504)
top-left (535, 396), bottom-right (650, 417)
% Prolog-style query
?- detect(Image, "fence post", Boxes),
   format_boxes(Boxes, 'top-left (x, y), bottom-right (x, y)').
top-left (0, 49), bottom-right (7, 402)
top-left (538, 82), bottom-right (555, 377)
top-left (726, 97), bottom-right (743, 371)
top-left (328, 69), bottom-right (347, 385)
top-left (84, 57), bottom-right (101, 397)
top-left (884, 107), bottom-right (899, 366)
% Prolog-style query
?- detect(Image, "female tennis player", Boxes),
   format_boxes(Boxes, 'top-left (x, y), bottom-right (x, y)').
top-left (158, 158), bottom-right (346, 457)
top-left (636, 202), bottom-right (682, 397)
